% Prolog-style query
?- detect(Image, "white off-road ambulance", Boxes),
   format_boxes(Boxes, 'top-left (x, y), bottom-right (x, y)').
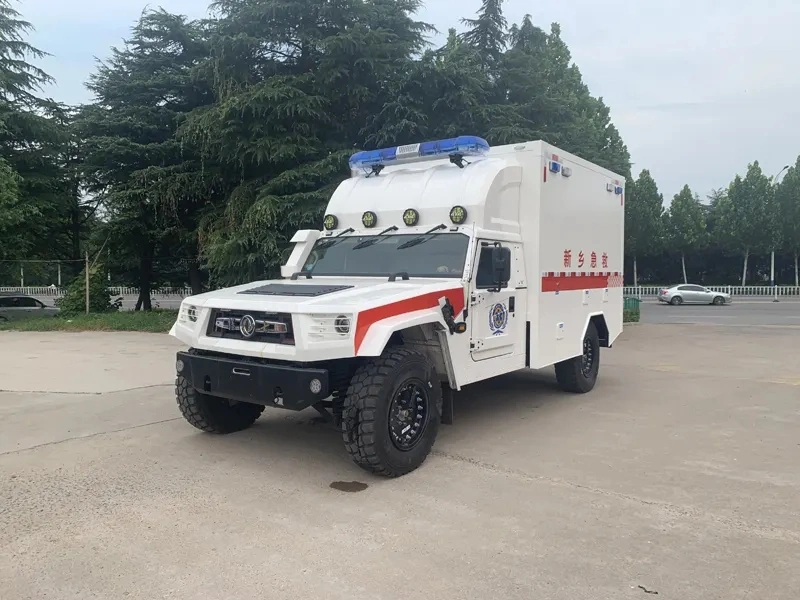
top-left (170, 136), bottom-right (625, 477)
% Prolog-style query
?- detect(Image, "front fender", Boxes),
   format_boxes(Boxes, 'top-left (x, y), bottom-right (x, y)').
top-left (356, 310), bottom-right (450, 357)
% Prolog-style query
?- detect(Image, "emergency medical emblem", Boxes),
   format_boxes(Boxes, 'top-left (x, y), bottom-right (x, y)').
top-left (489, 302), bottom-right (508, 335)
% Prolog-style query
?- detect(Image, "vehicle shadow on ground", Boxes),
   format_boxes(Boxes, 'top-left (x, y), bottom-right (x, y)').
top-left (171, 367), bottom-right (570, 482)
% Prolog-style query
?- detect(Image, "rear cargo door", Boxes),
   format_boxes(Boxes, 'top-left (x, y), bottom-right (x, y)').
top-left (469, 241), bottom-right (520, 361)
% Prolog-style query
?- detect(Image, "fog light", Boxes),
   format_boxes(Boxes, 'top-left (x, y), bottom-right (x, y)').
top-left (176, 359), bottom-right (184, 374)
top-left (309, 378), bottom-right (322, 394)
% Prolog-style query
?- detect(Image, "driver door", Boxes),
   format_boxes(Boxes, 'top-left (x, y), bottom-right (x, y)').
top-left (469, 241), bottom-right (519, 362)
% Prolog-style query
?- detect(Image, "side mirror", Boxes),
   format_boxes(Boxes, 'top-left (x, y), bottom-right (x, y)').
top-left (490, 245), bottom-right (512, 291)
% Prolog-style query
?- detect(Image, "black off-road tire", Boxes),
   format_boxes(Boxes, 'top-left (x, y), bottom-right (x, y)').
top-left (554, 321), bottom-right (600, 394)
top-left (175, 375), bottom-right (265, 434)
top-left (670, 296), bottom-right (683, 306)
top-left (342, 348), bottom-right (442, 478)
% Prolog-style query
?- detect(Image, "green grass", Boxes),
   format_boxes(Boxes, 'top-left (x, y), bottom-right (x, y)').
top-left (0, 310), bottom-right (178, 332)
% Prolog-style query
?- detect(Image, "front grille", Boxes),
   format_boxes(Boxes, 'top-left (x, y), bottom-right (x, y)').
top-left (207, 309), bottom-right (294, 345)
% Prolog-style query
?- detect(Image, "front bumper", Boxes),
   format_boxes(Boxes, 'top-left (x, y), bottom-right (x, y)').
top-left (176, 351), bottom-right (330, 410)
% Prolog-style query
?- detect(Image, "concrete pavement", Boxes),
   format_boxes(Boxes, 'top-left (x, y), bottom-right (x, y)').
top-left (1, 325), bottom-right (799, 599)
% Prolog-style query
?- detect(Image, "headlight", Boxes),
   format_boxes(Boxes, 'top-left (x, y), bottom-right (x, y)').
top-left (308, 314), bottom-right (353, 339)
top-left (334, 315), bottom-right (351, 334)
top-left (179, 303), bottom-right (198, 323)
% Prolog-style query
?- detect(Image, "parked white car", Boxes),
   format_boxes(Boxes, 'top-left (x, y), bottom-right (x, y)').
top-left (657, 284), bottom-right (732, 306)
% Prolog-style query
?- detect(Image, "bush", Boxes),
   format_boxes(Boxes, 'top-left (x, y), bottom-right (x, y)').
top-left (623, 308), bottom-right (640, 323)
top-left (55, 265), bottom-right (115, 314)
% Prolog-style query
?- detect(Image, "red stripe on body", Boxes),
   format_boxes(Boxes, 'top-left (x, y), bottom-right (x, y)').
top-left (542, 272), bottom-right (622, 292)
top-left (354, 288), bottom-right (465, 354)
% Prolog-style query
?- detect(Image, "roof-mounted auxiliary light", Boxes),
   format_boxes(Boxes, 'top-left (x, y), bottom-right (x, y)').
top-left (323, 214), bottom-right (338, 230)
top-left (402, 209), bottom-right (420, 227)
top-left (349, 135), bottom-right (490, 175)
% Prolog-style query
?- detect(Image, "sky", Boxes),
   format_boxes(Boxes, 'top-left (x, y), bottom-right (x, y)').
top-left (17, 0), bottom-right (800, 202)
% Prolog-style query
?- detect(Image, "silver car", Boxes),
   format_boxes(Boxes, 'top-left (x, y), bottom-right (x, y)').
top-left (657, 284), bottom-right (732, 306)
top-left (0, 293), bottom-right (60, 321)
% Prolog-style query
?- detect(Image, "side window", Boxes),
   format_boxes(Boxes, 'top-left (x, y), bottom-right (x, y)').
top-left (16, 297), bottom-right (39, 308)
top-left (690, 285), bottom-right (706, 292)
top-left (677, 285), bottom-right (691, 291)
top-left (475, 247), bottom-right (495, 289)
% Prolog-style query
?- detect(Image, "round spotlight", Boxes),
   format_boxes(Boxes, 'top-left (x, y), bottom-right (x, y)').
top-left (402, 208), bottom-right (419, 226)
top-left (176, 359), bottom-right (185, 374)
top-left (362, 211), bottom-right (377, 228)
top-left (309, 378), bottom-right (323, 394)
top-left (334, 315), bottom-right (351, 335)
top-left (449, 205), bottom-right (467, 225)
top-left (323, 214), bottom-right (338, 230)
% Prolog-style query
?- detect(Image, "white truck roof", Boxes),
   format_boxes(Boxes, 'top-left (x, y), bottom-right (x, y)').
top-left (327, 139), bottom-right (624, 236)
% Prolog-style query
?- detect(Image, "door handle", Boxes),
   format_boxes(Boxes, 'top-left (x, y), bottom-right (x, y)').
top-left (508, 296), bottom-right (515, 313)
top-left (232, 368), bottom-right (251, 377)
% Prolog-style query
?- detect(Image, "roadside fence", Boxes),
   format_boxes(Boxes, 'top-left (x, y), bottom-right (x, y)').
top-left (623, 285), bottom-right (800, 297)
top-left (0, 286), bottom-right (194, 297)
top-left (5, 285), bottom-right (800, 299)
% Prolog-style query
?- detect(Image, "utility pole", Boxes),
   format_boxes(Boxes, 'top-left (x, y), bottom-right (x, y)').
top-left (771, 165), bottom-right (790, 302)
top-left (85, 251), bottom-right (90, 314)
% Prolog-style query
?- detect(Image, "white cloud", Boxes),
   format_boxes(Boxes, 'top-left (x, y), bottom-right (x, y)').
top-left (17, 0), bottom-right (800, 201)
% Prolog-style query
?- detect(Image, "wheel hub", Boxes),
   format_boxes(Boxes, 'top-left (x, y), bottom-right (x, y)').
top-left (388, 381), bottom-right (429, 451)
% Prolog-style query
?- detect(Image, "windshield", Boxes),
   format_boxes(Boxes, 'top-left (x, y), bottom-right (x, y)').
top-left (302, 233), bottom-right (469, 278)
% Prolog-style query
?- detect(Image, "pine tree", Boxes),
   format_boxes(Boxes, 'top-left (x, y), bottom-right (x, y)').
top-left (0, 0), bottom-right (52, 106)
top-left (460, 0), bottom-right (507, 64)
top-left (80, 10), bottom-right (213, 306)
top-left (185, 0), bottom-right (430, 285)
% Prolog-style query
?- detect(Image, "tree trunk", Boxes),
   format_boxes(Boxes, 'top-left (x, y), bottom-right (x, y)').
top-left (633, 257), bottom-right (638, 287)
top-left (741, 248), bottom-right (749, 286)
top-left (794, 252), bottom-right (799, 287)
top-left (135, 255), bottom-right (153, 311)
top-left (188, 260), bottom-right (202, 295)
top-left (681, 252), bottom-right (687, 284)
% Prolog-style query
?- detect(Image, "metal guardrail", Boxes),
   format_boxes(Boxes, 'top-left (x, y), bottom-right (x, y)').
top-left (623, 285), bottom-right (800, 297)
top-left (4, 285), bottom-right (800, 298)
top-left (0, 286), bottom-right (194, 297)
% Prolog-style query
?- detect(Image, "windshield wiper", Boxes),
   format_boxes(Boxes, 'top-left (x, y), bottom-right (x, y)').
top-left (352, 225), bottom-right (399, 250)
top-left (315, 227), bottom-right (355, 250)
top-left (396, 224), bottom-right (447, 250)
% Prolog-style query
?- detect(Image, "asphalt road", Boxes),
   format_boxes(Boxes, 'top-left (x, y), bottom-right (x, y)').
top-left (1, 324), bottom-right (798, 599)
top-left (640, 298), bottom-right (800, 327)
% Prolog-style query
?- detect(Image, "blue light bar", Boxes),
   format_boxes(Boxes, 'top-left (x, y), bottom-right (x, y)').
top-left (349, 135), bottom-right (490, 170)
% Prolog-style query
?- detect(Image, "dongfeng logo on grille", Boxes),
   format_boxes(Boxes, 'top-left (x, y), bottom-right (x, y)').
top-left (239, 314), bottom-right (257, 338)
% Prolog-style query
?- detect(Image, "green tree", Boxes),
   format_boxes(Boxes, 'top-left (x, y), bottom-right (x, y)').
top-left (0, 0), bottom-right (78, 282)
top-left (667, 185), bottom-right (706, 283)
top-left (625, 170), bottom-right (665, 286)
top-left (460, 0), bottom-right (507, 66)
top-left (716, 162), bottom-right (777, 285)
top-left (776, 157), bottom-right (800, 285)
top-left (184, 0), bottom-right (430, 285)
top-left (0, 0), bottom-right (51, 106)
top-left (79, 10), bottom-right (213, 306)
